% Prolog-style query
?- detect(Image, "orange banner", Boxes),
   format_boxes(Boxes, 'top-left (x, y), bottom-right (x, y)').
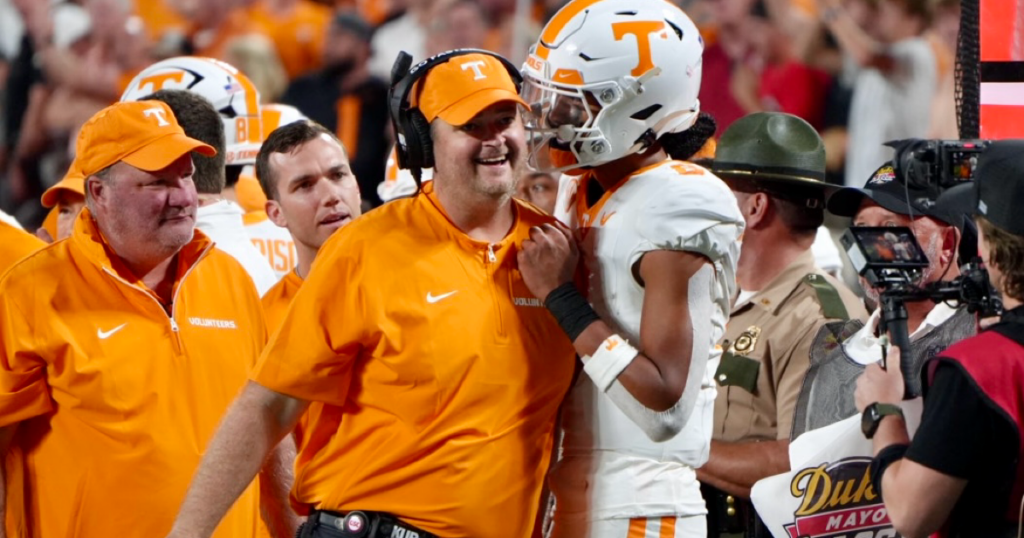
top-left (980, 0), bottom-right (1024, 138)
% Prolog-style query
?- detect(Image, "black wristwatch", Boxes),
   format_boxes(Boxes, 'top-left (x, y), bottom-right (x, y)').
top-left (861, 403), bottom-right (904, 439)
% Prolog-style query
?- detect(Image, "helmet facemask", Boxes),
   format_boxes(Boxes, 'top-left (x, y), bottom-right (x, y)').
top-left (522, 72), bottom-right (622, 173)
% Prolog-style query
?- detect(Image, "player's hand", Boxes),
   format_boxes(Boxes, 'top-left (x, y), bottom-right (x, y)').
top-left (518, 221), bottom-right (579, 300)
top-left (855, 343), bottom-right (905, 411)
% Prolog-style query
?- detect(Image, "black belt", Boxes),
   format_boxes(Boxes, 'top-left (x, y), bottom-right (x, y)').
top-left (700, 484), bottom-right (767, 538)
top-left (298, 509), bottom-right (438, 538)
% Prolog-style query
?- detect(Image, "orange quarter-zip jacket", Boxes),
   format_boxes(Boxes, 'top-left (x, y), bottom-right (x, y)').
top-left (0, 210), bottom-right (266, 537)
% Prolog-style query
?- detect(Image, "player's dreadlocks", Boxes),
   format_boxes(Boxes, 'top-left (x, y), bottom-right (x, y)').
top-left (660, 112), bottom-right (717, 161)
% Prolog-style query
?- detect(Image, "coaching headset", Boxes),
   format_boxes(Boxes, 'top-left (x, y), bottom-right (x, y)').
top-left (387, 48), bottom-right (524, 186)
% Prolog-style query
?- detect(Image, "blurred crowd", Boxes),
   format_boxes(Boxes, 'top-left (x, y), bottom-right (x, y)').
top-left (0, 0), bottom-right (960, 228)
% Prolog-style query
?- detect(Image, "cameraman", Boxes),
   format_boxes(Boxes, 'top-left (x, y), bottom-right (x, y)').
top-left (791, 161), bottom-right (975, 435)
top-left (854, 140), bottom-right (1024, 537)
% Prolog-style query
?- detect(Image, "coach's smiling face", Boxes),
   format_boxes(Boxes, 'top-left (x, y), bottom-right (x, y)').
top-left (432, 101), bottom-right (527, 202)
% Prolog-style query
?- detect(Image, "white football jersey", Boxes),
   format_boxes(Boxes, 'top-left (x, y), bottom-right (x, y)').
top-left (243, 212), bottom-right (297, 281)
top-left (195, 201), bottom-right (279, 296)
top-left (550, 160), bottom-right (744, 520)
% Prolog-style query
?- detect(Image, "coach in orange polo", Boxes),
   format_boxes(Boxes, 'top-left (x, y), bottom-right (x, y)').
top-left (0, 100), bottom-right (293, 537)
top-left (168, 50), bottom-right (577, 538)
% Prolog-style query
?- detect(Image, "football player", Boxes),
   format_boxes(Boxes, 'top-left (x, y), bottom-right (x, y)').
top-left (517, 0), bottom-right (744, 535)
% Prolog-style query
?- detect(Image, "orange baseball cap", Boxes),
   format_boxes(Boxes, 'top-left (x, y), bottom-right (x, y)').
top-left (41, 160), bottom-right (86, 208)
top-left (74, 100), bottom-right (216, 177)
top-left (411, 53), bottom-right (527, 126)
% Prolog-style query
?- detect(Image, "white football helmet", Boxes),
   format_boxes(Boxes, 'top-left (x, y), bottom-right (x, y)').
top-left (379, 145), bottom-right (431, 203)
top-left (120, 56), bottom-right (263, 166)
top-left (260, 103), bottom-right (308, 136)
top-left (521, 0), bottom-right (705, 173)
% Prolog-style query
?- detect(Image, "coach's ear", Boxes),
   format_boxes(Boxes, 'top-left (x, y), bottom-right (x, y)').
top-left (86, 173), bottom-right (107, 207)
top-left (266, 199), bottom-right (287, 228)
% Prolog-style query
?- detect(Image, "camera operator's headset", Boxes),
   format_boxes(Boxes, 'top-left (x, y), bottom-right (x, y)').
top-left (388, 49), bottom-right (524, 187)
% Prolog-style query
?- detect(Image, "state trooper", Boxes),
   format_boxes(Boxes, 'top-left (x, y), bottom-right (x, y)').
top-left (695, 112), bottom-right (869, 537)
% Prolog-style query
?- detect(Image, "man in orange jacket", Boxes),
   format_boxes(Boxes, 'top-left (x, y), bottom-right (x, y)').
top-left (0, 100), bottom-right (294, 537)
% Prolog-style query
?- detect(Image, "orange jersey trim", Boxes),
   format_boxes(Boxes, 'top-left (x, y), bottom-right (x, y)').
top-left (576, 159), bottom-right (673, 231)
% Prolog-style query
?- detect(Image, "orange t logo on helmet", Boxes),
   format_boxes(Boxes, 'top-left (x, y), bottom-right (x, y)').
top-left (134, 71), bottom-right (186, 94)
top-left (611, 21), bottom-right (666, 77)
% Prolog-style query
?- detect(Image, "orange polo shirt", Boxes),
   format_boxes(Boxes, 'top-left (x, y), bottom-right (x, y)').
top-left (262, 267), bottom-right (303, 335)
top-left (0, 210), bottom-right (266, 538)
top-left (259, 267), bottom-right (321, 460)
top-left (252, 182), bottom-right (576, 537)
top-left (0, 221), bottom-right (45, 277)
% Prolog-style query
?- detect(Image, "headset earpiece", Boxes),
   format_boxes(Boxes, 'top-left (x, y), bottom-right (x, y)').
top-left (409, 110), bottom-right (434, 170)
top-left (387, 48), bottom-right (523, 185)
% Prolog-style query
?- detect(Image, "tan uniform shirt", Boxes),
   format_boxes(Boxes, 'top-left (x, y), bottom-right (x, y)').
top-left (713, 249), bottom-right (868, 442)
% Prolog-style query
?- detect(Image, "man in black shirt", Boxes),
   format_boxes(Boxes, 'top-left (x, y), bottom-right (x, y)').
top-left (281, 13), bottom-right (390, 207)
top-left (855, 140), bottom-right (1024, 537)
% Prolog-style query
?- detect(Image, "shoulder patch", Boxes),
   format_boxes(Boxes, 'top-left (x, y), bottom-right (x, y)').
top-left (803, 273), bottom-right (850, 321)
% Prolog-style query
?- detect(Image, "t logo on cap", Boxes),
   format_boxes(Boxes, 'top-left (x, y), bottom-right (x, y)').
top-left (144, 108), bottom-right (171, 127)
top-left (461, 61), bottom-right (487, 80)
top-left (409, 52), bottom-right (528, 126)
top-left (73, 100), bottom-right (216, 178)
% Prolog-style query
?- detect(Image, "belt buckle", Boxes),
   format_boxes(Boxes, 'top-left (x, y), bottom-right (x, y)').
top-left (339, 511), bottom-right (369, 537)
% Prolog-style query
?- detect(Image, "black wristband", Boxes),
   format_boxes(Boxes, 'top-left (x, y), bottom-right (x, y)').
top-left (869, 443), bottom-right (909, 497)
top-left (544, 282), bottom-right (600, 342)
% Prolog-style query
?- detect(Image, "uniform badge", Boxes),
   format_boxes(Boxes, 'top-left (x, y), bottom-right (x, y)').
top-left (732, 326), bottom-right (761, 355)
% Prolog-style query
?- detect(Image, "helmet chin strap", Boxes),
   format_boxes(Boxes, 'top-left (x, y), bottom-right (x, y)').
top-left (633, 129), bottom-right (658, 152)
top-left (623, 67), bottom-right (663, 97)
